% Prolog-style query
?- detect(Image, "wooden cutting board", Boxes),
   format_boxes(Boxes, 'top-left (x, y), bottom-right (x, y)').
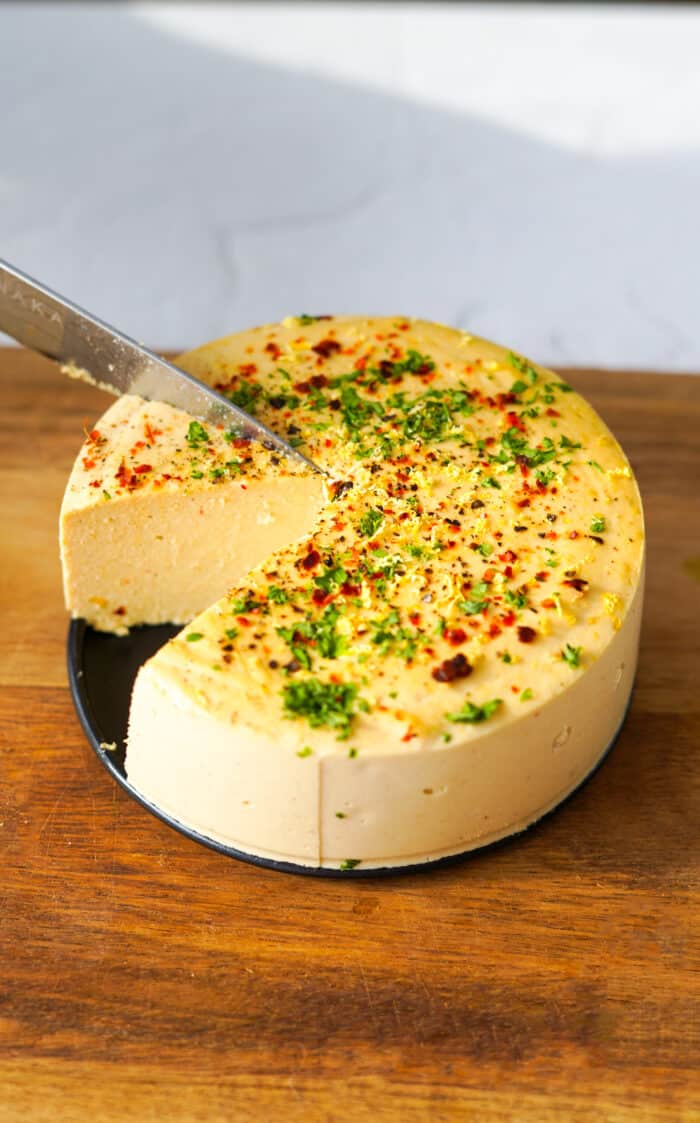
top-left (1, 348), bottom-right (699, 1122)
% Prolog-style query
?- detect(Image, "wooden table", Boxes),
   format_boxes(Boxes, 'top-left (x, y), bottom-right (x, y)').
top-left (1, 350), bottom-right (699, 1122)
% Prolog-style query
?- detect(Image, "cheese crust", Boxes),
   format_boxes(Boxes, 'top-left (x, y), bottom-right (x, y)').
top-left (62, 317), bottom-right (645, 870)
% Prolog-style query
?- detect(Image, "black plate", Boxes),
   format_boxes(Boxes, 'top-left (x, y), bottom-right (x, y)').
top-left (68, 620), bottom-right (629, 877)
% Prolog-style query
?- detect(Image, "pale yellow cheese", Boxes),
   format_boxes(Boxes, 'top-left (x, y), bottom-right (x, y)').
top-left (62, 317), bottom-right (645, 870)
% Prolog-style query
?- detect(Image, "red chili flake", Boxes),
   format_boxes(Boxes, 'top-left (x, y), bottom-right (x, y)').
top-left (230, 437), bottom-right (251, 449)
top-left (518, 626), bottom-right (537, 643)
top-left (563, 577), bottom-right (589, 593)
top-left (507, 411), bottom-right (527, 432)
top-left (409, 612), bottom-right (421, 626)
top-left (114, 606), bottom-right (126, 616)
top-left (432, 652), bottom-right (472, 683)
top-left (545, 407), bottom-right (561, 418)
top-left (445, 628), bottom-right (466, 646)
top-left (517, 498), bottom-right (531, 508)
top-left (547, 531), bottom-right (558, 540)
top-left (239, 363), bottom-right (258, 375)
top-left (82, 457), bottom-right (96, 471)
top-left (311, 589), bottom-right (333, 606)
top-left (312, 339), bottom-right (341, 359)
top-left (501, 611), bottom-right (516, 627)
top-left (504, 565), bottom-right (513, 579)
top-left (301, 550), bottom-right (321, 570)
top-left (401, 729), bottom-right (417, 743)
top-left (324, 439), bottom-right (333, 448)
top-left (88, 479), bottom-right (102, 488)
top-left (144, 422), bottom-right (162, 443)
top-left (499, 549), bottom-right (518, 563)
top-left (294, 380), bottom-right (311, 393)
top-left (340, 582), bottom-right (361, 597)
top-left (535, 571), bottom-right (549, 582)
top-left (488, 622), bottom-right (502, 638)
top-left (265, 342), bottom-right (282, 359)
top-left (134, 464), bottom-right (152, 474)
top-left (569, 530), bottom-right (579, 540)
top-left (542, 598), bottom-right (556, 608)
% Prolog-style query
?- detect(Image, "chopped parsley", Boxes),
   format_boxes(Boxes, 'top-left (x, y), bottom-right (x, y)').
top-left (339, 859), bottom-right (361, 871)
top-left (282, 678), bottom-right (367, 740)
top-left (445, 698), bottom-right (503, 724)
top-left (314, 563), bottom-right (349, 595)
top-left (508, 351), bottom-right (539, 386)
top-left (268, 585), bottom-right (290, 604)
top-left (186, 420), bottom-right (210, 448)
top-left (590, 515), bottom-right (606, 534)
top-left (520, 688), bottom-right (533, 702)
top-left (369, 609), bottom-right (423, 661)
top-left (504, 589), bottom-right (528, 609)
top-left (228, 382), bottom-right (262, 413)
top-left (460, 583), bottom-right (490, 615)
top-left (358, 508), bottom-right (384, 538)
top-left (185, 632), bottom-right (204, 643)
top-left (296, 746), bottom-right (313, 758)
top-left (230, 595), bottom-right (266, 615)
top-left (562, 644), bottom-right (582, 669)
top-left (277, 605), bottom-right (347, 668)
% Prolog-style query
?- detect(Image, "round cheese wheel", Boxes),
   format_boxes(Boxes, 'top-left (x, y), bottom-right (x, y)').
top-left (64, 317), bottom-right (645, 871)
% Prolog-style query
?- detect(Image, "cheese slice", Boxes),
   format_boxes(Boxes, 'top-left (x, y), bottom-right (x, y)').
top-left (62, 317), bottom-right (645, 870)
top-left (60, 395), bottom-right (325, 633)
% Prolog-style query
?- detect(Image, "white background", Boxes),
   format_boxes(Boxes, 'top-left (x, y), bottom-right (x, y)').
top-left (2, 2), bottom-right (699, 369)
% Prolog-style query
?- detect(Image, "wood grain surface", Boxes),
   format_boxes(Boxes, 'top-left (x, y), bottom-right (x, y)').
top-left (1, 349), bottom-right (699, 1123)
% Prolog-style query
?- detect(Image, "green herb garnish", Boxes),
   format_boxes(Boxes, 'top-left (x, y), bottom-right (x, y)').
top-left (459, 583), bottom-right (490, 615)
top-left (282, 678), bottom-right (366, 740)
top-left (358, 508), bottom-right (384, 538)
top-left (445, 698), bottom-right (503, 724)
top-left (562, 644), bottom-right (582, 669)
top-left (186, 420), bottom-right (210, 448)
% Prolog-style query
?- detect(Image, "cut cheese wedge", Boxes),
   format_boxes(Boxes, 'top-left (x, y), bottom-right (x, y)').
top-left (61, 317), bottom-right (645, 871)
top-left (60, 396), bottom-right (325, 633)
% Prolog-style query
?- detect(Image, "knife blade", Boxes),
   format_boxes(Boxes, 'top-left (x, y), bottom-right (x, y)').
top-left (0, 258), bottom-right (324, 475)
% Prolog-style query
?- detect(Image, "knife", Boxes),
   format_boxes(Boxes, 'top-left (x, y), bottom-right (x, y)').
top-left (0, 258), bottom-right (324, 475)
